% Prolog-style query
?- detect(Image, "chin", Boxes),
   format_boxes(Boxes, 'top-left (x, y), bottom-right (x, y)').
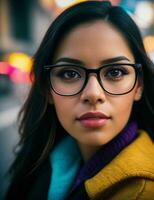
top-left (81, 137), bottom-right (109, 146)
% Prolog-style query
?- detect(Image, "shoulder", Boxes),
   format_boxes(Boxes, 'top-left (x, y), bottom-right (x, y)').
top-left (112, 177), bottom-right (154, 200)
top-left (114, 130), bottom-right (154, 175)
top-left (136, 179), bottom-right (154, 199)
top-left (85, 130), bottom-right (154, 200)
top-left (98, 177), bottom-right (154, 200)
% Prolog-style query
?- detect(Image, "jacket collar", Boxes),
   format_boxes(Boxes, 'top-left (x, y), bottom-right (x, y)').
top-left (73, 121), bottom-right (137, 189)
top-left (85, 130), bottom-right (154, 198)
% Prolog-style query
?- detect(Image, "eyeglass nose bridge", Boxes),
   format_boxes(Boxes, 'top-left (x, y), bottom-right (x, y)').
top-left (83, 68), bottom-right (104, 91)
top-left (86, 68), bottom-right (101, 75)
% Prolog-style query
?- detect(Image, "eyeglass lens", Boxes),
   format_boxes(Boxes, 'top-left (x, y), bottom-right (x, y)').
top-left (50, 64), bottom-right (136, 95)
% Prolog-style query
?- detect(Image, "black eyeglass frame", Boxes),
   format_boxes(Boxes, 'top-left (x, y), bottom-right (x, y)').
top-left (44, 63), bottom-right (142, 96)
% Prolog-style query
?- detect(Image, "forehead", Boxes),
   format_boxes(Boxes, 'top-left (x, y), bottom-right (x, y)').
top-left (53, 20), bottom-right (135, 64)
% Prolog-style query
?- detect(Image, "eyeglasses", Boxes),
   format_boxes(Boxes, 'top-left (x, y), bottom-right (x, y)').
top-left (44, 63), bottom-right (142, 96)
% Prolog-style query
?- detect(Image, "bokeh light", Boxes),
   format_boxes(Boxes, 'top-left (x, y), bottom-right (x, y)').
top-left (7, 52), bottom-right (32, 73)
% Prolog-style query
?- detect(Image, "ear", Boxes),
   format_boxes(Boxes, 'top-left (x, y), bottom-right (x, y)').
top-left (134, 78), bottom-right (143, 101)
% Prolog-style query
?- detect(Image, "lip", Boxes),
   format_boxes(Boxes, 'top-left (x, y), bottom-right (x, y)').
top-left (77, 112), bottom-right (110, 128)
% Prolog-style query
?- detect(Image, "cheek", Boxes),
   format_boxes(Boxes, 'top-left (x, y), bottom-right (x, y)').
top-left (111, 94), bottom-right (135, 121)
top-left (52, 95), bottom-right (74, 122)
top-left (52, 95), bottom-right (65, 116)
top-left (106, 94), bottom-right (136, 140)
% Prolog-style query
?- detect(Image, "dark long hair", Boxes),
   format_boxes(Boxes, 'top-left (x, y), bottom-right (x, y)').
top-left (6, 1), bottom-right (154, 198)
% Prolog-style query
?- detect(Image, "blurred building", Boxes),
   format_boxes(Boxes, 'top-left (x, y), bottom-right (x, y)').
top-left (0, 0), bottom-right (56, 88)
top-left (0, 0), bottom-right (154, 83)
top-left (0, 0), bottom-right (154, 57)
top-left (0, 0), bottom-right (54, 57)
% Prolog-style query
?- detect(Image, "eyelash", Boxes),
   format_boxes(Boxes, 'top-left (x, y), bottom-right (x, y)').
top-left (104, 67), bottom-right (129, 80)
top-left (53, 66), bottom-right (130, 82)
top-left (56, 69), bottom-right (81, 79)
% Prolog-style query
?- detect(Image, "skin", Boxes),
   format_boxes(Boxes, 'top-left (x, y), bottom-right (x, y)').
top-left (50, 21), bottom-right (142, 161)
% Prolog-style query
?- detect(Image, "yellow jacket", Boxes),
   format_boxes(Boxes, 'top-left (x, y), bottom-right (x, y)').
top-left (85, 131), bottom-right (154, 200)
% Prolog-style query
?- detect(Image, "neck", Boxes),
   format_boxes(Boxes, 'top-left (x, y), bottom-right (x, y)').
top-left (77, 121), bottom-right (138, 163)
top-left (78, 142), bottom-right (101, 162)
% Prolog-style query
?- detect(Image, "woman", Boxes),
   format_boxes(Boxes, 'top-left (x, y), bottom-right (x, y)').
top-left (6, 1), bottom-right (154, 199)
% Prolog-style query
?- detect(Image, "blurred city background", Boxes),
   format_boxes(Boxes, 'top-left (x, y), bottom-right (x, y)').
top-left (0, 0), bottom-right (154, 199)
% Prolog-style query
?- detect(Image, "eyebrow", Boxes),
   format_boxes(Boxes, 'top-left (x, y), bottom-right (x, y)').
top-left (54, 56), bottom-right (130, 66)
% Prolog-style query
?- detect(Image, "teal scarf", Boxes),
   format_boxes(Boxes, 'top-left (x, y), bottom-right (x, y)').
top-left (48, 136), bottom-right (82, 200)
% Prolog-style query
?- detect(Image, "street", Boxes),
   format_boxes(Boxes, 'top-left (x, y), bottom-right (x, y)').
top-left (0, 84), bottom-right (29, 199)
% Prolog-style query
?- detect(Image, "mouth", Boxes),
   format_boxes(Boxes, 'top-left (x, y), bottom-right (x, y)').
top-left (77, 112), bottom-right (110, 128)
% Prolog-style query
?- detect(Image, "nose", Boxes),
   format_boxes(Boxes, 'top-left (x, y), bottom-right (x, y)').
top-left (80, 75), bottom-right (106, 105)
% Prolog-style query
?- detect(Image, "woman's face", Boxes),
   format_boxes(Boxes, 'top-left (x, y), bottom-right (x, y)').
top-left (50, 21), bottom-right (142, 147)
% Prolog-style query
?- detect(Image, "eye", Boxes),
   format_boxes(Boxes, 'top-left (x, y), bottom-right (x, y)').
top-left (104, 66), bottom-right (129, 80)
top-left (55, 68), bottom-right (81, 80)
top-left (63, 70), bottom-right (80, 79)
